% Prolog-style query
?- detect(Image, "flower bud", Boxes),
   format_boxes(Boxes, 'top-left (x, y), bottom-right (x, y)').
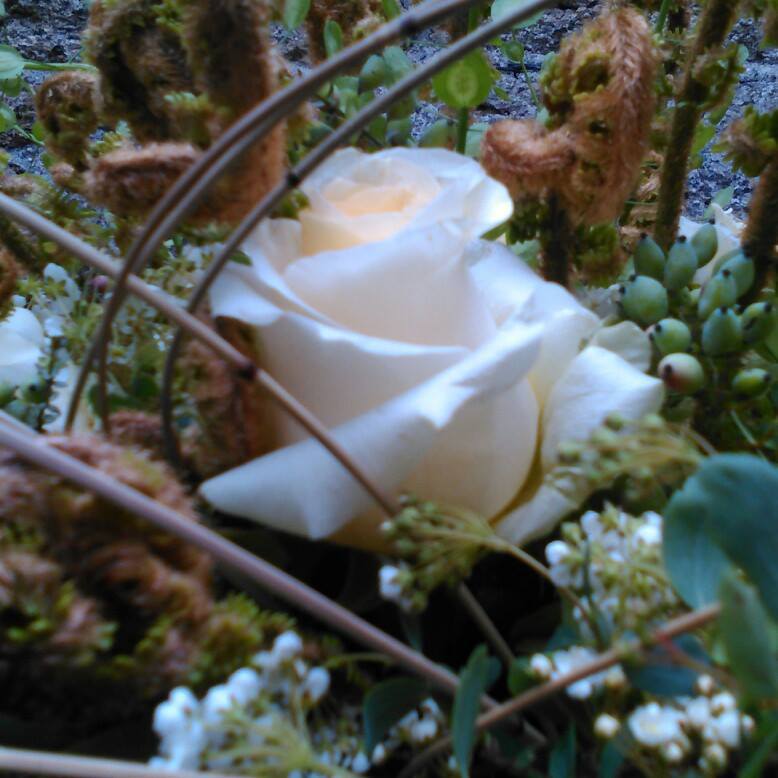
top-left (691, 221), bottom-right (718, 265)
top-left (621, 275), bottom-right (669, 325)
top-left (698, 270), bottom-right (738, 320)
top-left (649, 318), bottom-right (691, 354)
top-left (633, 233), bottom-right (666, 280)
top-left (741, 301), bottom-right (775, 343)
top-left (664, 236), bottom-right (698, 290)
top-left (719, 250), bottom-right (755, 297)
top-left (731, 368), bottom-right (770, 398)
top-left (658, 353), bottom-right (705, 394)
top-left (702, 308), bottom-right (743, 356)
top-left (594, 714), bottom-right (620, 739)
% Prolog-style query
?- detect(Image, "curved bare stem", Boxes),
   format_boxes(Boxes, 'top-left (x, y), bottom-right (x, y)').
top-left (398, 603), bottom-right (722, 776)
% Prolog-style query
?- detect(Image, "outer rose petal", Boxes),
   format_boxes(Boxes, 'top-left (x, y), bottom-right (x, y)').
top-left (495, 346), bottom-right (664, 545)
top-left (589, 321), bottom-right (652, 372)
top-left (200, 322), bottom-right (542, 541)
top-left (0, 308), bottom-right (44, 386)
top-left (467, 240), bottom-right (600, 400)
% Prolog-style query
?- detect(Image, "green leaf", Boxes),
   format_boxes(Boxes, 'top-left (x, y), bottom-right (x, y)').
top-left (283, 0), bottom-right (310, 29)
top-left (323, 20), bottom-right (343, 58)
top-left (491, 0), bottom-right (544, 27)
top-left (381, 0), bottom-right (401, 20)
top-left (692, 122), bottom-right (716, 155)
top-left (719, 574), bottom-right (778, 701)
top-left (598, 741), bottom-right (623, 778)
top-left (507, 657), bottom-right (535, 695)
top-left (383, 46), bottom-right (413, 84)
top-left (663, 485), bottom-right (731, 608)
top-left (502, 40), bottom-right (525, 64)
top-left (0, 101), bottom-right (16, 133)
top-left (433, 50), bottom-right (494, 110)
top-left (465, 121), bottom-right (490, 158)
top-left (0, 2), bottom-right (6, 18)
top-left (704, 186), bottom-right (735, 219)
top-left (452, 646), bottom-right (500, 777)
top-left (549, 724), bottom-right (576, 778)
top-left (739, 715), bottom-right (778, 778)
top-left (363, 677), bottom-right (429, 754)
top-left (626, 636), bottom-right (709, 697)
top-left (0, 45), bottom-right (24, 81)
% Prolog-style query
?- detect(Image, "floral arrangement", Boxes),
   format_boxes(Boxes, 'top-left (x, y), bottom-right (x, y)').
top-left (0, 0), bottom-right (776, 777)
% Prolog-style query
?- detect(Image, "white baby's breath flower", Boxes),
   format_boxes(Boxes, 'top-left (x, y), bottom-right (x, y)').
top-left (351, 753), bottom-right (370, 774)
top-left (663, 741), bottom-right (685, 763)
top-left (702, 742), bottom-right (728, 770)
top-left (545, 540), bottom-right (571, 567)
top-left (529, 653), bottom-right (554, 679)
top-left (273, 631), bottom-right (303, 661)
top-left (227, 668), bottom-right (262, 705)
top-left (710, 692), bottom-right (736, 715)
top-left (410, 717), bottom-right (438, 743)
top-left (594, 714), bottom-right (620, 739)
top-left (707, 710), bottom-right (741, 748)
top-left (685, 697), bottom-right (711, 730)
top-left (628, 703), bottom-right (685, 747)
top-left (696, 674), bottom-right (715, 696)
top-left (302, 667), bottom-right (330, 703)
top-left (200, 147), bottom-right (662, 548)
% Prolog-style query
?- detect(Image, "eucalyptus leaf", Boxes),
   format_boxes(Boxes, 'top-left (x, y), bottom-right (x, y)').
top-left (739, 715), bottom-right (778, 778)
top-left (432, 51), bottom-right (494, 109)
top-left (663, 483), bottom-right (731, 608)
top-left (626, 636), bottom-right (709, 697)
top-left (383, 46), bottom-right (413, 84)
top-left (283, 0), bottom-right (310, 30)
top-left (363, 677), bottom-right (429, 754)
top-left (491, 0), bottom-right (544, 27)
top-left (719, 573), bottom-right (778, 701)
top-left (452, 646), bottom-right (500, 777)
top-left (549, 724), bottom-right (576, 778)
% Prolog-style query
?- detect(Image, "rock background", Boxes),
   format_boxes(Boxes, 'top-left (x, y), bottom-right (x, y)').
top-left (1, 0), bottom-right (776, 218)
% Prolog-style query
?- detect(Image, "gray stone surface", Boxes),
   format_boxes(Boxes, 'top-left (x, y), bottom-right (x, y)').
top-left (1, 0), bottom-right (776, 218)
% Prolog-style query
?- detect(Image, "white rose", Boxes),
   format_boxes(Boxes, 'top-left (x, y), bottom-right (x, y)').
top-left (0, 306), bottom-right (44, 388)
top-left (200, 148), bottom-right (663, 547)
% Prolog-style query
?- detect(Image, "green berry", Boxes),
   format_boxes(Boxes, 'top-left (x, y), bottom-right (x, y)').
top-left (710, 247), bottom-right (742, 275)
top-left (621, 275), bottom-right (669, 325)
top-left (719, 251), bottom-right (755, 298)
top-left (691, 221), bottom-right (718, 265)
top-left (742, 301), bottom-right (776, 343)
top-left (701, 307), bottom-right (743, 356)
top-left (698, 270), bottom-right (738, 320)
top-left (732, 368), bottom-right (771, 398)
top-left (359, 54), bottom-right (388, 91)
top-left (649, 318), bottom-right (692, 354)
top-left (664, 236), bottom-right (698, 290)
top-left (657, 353), bottom-right (705, 394)
top-left (634, 234), bottom-right (666, 280)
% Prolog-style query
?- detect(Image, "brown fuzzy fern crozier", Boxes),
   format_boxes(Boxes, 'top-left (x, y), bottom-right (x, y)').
top-left (482, 6), bottom-right (658, 226)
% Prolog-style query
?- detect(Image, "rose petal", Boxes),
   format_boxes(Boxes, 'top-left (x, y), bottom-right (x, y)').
top-left (284, 223), bottom-right (497, 347)
top-left (200, 322), bottom-right (542, 540)
top-left (589, 321), bottom-right (652, 372)
top-left (495, 346), bottom-right (664, 545)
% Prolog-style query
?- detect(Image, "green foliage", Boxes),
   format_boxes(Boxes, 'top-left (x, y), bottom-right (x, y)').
top-left (548, 724), bottom-right (576, 778)
top-left (664, 455), bottom-right (778, 619)
top-left (452, 646), bottom-right (500, 777)
top-left (362, 676), bottom-right (430, 754)
top-left (718, 573), bottom-right (778, 702)
top-left (432, 50), bottom-right (495, 110)
top-left (283, 0), bottom-right (310, 29)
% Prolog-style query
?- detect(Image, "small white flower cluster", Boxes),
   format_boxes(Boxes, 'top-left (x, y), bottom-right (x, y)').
top-left (594, 676), bottom-right (754, 774)
top-left (370, 698), bottom-right (446, 768)
top-left (378, 564), bottom-right (415, 612)
top-left (150, 630), bottom-right (338, 774)
top-left (529, 646), bottom-right (626, 700)
top-left (545, 507), bottom-right (679, 634)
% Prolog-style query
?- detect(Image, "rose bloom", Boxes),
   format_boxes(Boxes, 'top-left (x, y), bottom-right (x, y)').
top-left (200, 148), bottom-right (663, 547)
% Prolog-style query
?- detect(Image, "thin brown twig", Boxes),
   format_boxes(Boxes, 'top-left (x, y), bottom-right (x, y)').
top-left (398, 603), bottom-right (722, 776)
top-left (0, 749), bottom-right (240, 778)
